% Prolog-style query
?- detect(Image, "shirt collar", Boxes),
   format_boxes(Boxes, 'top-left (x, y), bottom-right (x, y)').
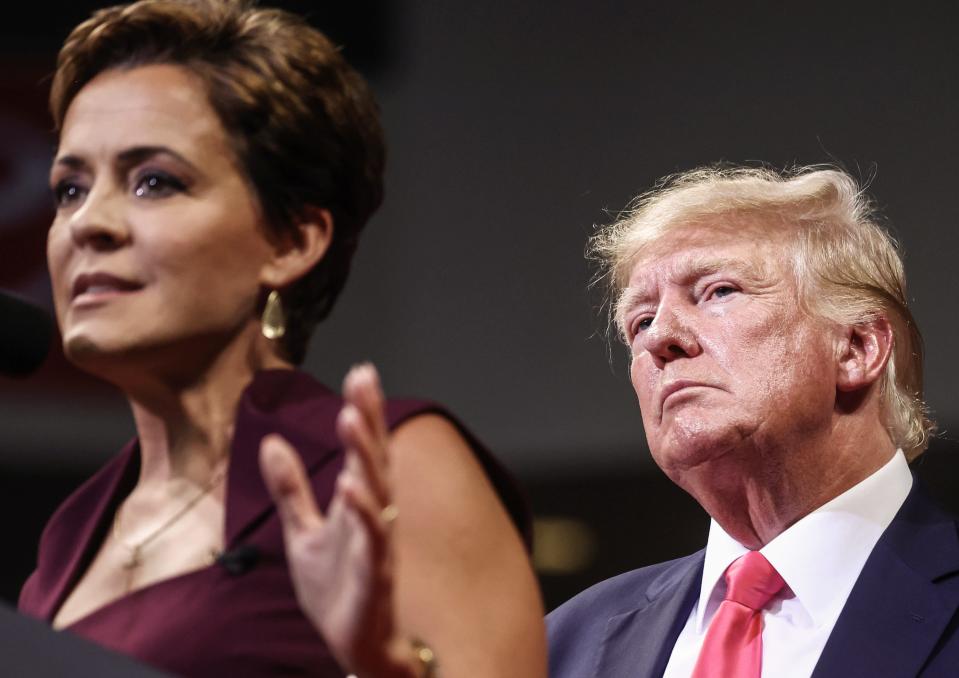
top-left (696, 449), bottom-right (912, 631)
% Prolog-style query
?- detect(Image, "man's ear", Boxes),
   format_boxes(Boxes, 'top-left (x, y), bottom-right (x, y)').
top-left (259, 207), bottom-right (334, 288)
top-left (836, 317), bottom-right (894, 392)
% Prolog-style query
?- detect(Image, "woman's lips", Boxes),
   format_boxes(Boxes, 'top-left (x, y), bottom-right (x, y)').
top-left (71, 272), bottom-right (144, 305)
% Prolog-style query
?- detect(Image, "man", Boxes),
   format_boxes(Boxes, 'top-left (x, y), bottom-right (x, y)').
top-left (548, 166), bottom-right (959, 677)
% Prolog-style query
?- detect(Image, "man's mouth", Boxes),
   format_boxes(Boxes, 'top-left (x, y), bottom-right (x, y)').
top-left (660, 379), bottom-right (716, 412)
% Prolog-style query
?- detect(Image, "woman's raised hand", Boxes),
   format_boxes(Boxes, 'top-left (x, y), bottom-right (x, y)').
top-left (259, 364), bottom-right (419, 678)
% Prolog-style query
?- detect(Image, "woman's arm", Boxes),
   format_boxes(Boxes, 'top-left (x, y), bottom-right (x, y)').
top-left (260, 365), bottom-right (546, 677)
top-left (390, 413), bottom-right (546, 677)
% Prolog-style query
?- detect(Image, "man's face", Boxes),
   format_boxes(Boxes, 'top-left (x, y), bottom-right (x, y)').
top-left (620, 224), bottom-right (840, 482)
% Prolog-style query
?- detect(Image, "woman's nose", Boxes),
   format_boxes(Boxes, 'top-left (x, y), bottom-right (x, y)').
top-left (68, 189), bottom-right (130, 251)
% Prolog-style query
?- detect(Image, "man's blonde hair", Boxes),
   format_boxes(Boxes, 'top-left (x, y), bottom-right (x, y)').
top-left (591, 165), bottom-right (933, 459)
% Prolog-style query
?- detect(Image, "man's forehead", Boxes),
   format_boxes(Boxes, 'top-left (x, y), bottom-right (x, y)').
top-left (625, 245), bottom-right (773, 294)
top-left (612, 219), bottom-right (796, 327)
top-left (634, 216), bottom-right (768, 260)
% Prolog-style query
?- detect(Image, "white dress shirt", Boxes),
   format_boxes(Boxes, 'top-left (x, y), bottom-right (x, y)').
top-left (662, 450), bottom-right (913, 678)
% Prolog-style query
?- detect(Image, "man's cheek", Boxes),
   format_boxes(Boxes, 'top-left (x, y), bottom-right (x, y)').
top-left (630, 358), bottom-right (656, 392)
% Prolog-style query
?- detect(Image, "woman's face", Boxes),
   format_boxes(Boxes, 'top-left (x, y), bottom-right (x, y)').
top-left (48, 64), bottom-right (278, 376)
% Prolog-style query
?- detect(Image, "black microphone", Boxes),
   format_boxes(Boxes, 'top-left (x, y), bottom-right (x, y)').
top-left (216, 544), bottom-right (260, 575)
top-left (0, 290), bottom-right (53, 378)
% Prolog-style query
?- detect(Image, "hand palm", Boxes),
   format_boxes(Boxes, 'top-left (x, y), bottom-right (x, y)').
top-left (260, 365), bottom-right (407, 677)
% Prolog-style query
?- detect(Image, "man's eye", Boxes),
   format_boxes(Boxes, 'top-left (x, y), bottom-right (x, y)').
top-left (711, 286), bottom-right (737, 299)
top-left (632, 317), bottom-right (653, 336)
top-left (133, 172), bottom-right (187, 198)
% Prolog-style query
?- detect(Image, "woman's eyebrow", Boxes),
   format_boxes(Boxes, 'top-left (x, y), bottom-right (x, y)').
top-left (52, 145), bottom-right (199, 175)
top-left (115, 145), bottom-right (199, 173)
top-left (51, 154), bottom-right (88, 173)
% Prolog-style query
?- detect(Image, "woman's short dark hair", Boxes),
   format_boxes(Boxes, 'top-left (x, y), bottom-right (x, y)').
top-left (51, 0), bottom-right (386, 363)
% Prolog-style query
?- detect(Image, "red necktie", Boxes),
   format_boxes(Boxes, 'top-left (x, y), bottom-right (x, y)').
top-left (690, 551), bottom-right (786, 678)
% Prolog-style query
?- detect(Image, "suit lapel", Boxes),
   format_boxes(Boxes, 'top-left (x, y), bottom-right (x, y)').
top-left (594, 552), bottom-right (704, 678)
top-left (812, 484), bottom-right (959, 677)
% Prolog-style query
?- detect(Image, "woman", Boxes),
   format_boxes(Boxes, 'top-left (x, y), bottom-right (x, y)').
top-left (18, 1), bottom-right (547, 676)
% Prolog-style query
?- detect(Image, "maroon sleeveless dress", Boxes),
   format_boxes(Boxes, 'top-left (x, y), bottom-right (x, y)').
top-left (19, 369), bottom-right (530, 677)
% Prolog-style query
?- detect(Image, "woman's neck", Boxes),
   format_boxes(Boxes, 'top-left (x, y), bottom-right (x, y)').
top-left (122, 324), bottom-right (292, 486)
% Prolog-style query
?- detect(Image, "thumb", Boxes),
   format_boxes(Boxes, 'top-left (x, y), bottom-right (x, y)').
top-left (259, 434), bottom-right (325, 533)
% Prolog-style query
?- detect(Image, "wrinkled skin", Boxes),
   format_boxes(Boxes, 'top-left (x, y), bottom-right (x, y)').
top-left (622, 228), bottom-right (838, 478)
top-left (619, 223), bottom-right (894, 547)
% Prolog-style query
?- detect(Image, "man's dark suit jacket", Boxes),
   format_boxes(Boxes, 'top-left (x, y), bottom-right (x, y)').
top-left (547, 482), bottom-right (959, 677)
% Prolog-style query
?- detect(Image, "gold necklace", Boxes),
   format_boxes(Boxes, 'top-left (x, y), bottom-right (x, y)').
top-left (113, 464), bottom-right (228, 573)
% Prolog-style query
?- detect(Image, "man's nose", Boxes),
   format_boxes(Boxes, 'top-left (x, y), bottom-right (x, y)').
top-left (68, 188), bottom-right (130, 251)
top-left (640, 303), bottom-right (701, 365)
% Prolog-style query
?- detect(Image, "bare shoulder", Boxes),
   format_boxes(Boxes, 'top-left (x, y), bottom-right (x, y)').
top-left (389, 414), bottom-right (481, 477)
top-left (388, 413), bottom-right (512, 547)
top-left (387, 413), bottom-right (547, 677)
top-left (389, 413), bottom-right (471, 454)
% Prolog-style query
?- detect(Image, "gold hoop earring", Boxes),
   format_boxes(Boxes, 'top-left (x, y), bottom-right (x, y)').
top-left (261, 290), bottom-right (286, 340)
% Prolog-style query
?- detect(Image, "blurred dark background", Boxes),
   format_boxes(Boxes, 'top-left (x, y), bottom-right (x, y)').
top-left (2, 0), bottom-right (959, 614)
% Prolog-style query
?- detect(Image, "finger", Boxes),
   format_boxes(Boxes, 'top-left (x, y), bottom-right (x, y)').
top-left (338, 465), bottom-right (392, 564)
top-left (344, 363), bottom-right (390, 455)
top-left (337, 405), bottom-right (391, 507)
top-left (259, 434), bottom-right (325, 534)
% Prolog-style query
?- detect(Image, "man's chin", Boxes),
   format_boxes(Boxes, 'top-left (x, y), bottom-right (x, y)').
top-left (650, 425), bottom-right (745, 476)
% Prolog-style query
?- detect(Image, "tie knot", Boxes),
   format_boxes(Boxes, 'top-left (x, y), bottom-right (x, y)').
top-left (723, 551), bottom-right (785, 611)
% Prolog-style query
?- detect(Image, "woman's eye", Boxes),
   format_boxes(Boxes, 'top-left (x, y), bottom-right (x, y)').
top-left (52, 181), bottom-right (87, 208)
top-left (133, 172), bottom-right (186, 198)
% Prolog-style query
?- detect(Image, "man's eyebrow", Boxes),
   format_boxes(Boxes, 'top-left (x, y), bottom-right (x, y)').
top-left (679, 255), bottom-right (770, 284)
top-left (613, 255), bottom-right (770, 333)
top-left (615, 286), bottom-right (651, 321)
top-left (613, 285), bottom-right (655, 338)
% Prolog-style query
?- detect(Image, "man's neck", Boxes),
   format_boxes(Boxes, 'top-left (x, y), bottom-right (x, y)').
top-left (678, 424), bottom-right (897, 549)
